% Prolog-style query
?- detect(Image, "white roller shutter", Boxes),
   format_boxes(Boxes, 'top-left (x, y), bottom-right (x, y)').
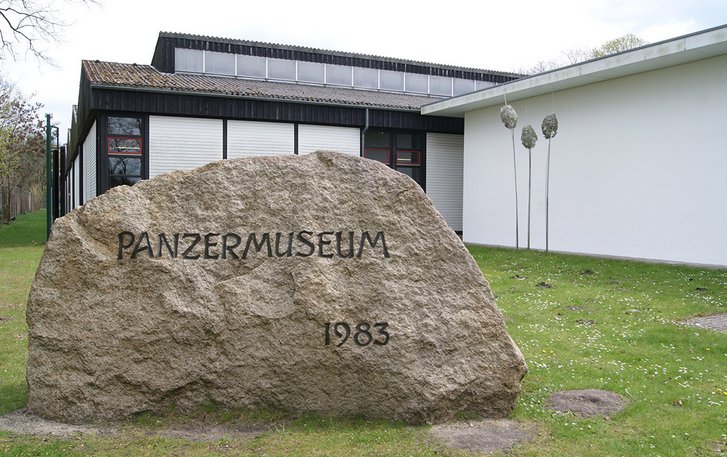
top-left (426, 133), bottom-right (464, 231)
top-left (149, 116), bottom-right (223, 177)
top-left (298, 124), bottom-right (360, 156)
top-left (73, 155), bottom-right (80, 208)
top-left (227, 121), bottom-right (294, 158)
top-left (82, 121), bottom-right (97, 203)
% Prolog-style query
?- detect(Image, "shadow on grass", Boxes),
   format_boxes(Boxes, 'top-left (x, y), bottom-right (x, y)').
top-left (0, 211), bottom-right (47, 248)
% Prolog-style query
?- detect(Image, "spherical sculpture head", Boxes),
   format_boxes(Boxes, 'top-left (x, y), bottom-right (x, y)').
top-left (521, 125), bottom-right (537, 150)
top-left (500, 105), bottom-right (518, 129)
top-left (542, 113), bottom-right (558, 139)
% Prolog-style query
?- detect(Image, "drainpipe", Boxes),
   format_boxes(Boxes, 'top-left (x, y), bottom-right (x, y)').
top-left (360, 108), bottom-right (369, 157)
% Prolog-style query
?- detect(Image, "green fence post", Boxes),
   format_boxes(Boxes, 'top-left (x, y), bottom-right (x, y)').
top-left (46, 113), bottom-right (52, 239)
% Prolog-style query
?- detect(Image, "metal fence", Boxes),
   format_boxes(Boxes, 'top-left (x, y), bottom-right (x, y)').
top-left (0, 187), bottom-right (44, 221)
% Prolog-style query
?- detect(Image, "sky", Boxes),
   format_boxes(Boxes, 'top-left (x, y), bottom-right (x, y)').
top-left (3, 0), bottom-right (727, 137)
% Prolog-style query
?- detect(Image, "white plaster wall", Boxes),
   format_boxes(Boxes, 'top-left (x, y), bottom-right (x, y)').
top-left (463, 55), bottom-right (727, 266)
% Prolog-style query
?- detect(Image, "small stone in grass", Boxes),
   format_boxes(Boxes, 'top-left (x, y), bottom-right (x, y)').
top-left (537, 282), bottom-right (553, 288)
top-left (429, 419), bottom-right (536, 454)
top-left (547, 389), bottom-right (626, 418)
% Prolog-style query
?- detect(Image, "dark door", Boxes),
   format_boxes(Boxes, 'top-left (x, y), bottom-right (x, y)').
top-left (363, 130), bottom-right (425, 190)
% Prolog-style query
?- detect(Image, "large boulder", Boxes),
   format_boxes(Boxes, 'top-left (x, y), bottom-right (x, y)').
top-left (27, 151), bottom-right (526, 424)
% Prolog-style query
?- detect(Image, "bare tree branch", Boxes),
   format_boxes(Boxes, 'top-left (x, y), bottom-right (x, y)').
top-left (0, 0), bottom-right (98, 64)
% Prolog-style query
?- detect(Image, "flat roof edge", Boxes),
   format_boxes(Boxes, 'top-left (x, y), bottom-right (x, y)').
top-left (423, 24), bottom-right (727, 117)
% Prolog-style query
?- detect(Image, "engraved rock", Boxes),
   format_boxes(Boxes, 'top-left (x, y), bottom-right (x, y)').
top-left (27, 151), bottom-right (527, 424)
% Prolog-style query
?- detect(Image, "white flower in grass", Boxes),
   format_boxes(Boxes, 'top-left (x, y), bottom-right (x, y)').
top-left (500, 105), bottom-right (518, 129)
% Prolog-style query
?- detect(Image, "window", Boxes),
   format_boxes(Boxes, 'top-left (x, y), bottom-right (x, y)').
top-left (238, 55), bottom-right (266, 78)
top-left (205, 51), bottom-right (235, 75)
top-left (364, 130), bottom-right (424, 188)
top-left (405, 73), bottom-right (428, 94)
top-left (108, 137), bottom-right (141, 155)
top-left (454, 78), bottom-right (475, 95)
top-left (108, 117), bottom-right (142, 136)
top-left (298, 61), bottom-right (325, 83)
top-left (326, 64), bottom-right (352, 86)
top-left (106, 116), bottom-right (143, 190)
top-left (364, 148), bottom-right (390, 165)
top-left (364, 131), bottom-right (391, 167)
top-left (268, 58), bottom-right (296, 80)
top-left (380, 70), bottom-right (404, 91)
top-left (175, 48), bottom-right (203, 73)
top-left (476, 80), bottom-right (496, 90)
top-left (354, 67), bottom-right (378, 89)
top-left (393, 133), bottom-right (422, 186)
top-left (174, 49), bottom-right (486, 100)
top-left (395, 133), bottom-right (422, 150)
top-left (429, 75), bottom-right (452, 96)
top-left (396, 150), bottom-right (420, 166)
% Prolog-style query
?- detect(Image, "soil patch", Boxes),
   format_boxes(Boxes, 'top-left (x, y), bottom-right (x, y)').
top-left (428, 419), bottom-right (536, 454)
top-left (680, 313), bottom-right (727, 333)
top-left (547, 389), bottom-right (627, 418)
top-left (0, 409), bottom-right (115, 438)
top-left (151, 423), bottom-right (273, 442)
top-left (0, 409), bottom-right (273, 442)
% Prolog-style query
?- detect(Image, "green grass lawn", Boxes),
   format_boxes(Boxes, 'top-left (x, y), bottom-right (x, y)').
top-left (0, 211), bottom-right (45, 418)
top-left (1, 212), bottom-right (725, 456)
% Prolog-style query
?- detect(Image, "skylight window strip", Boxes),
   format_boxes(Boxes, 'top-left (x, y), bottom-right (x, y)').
top-left (173, 48), bottom-right (490, 96)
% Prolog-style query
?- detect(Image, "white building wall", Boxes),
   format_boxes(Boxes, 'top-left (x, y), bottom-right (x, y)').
top-left (463, 55), bottom-right (727, 266)
top-left (227, 121), bottom-right (294, 158)
top-left (73, 155), bottom-right (80, 208)
top-left (426, 133), bottom-right (464, 231)
top-left (82, 121), bottom-right (97, 203)
top-left (149, 116), bottom-right (223, 177)
top-left (298, 124), bottom-right (360, 156)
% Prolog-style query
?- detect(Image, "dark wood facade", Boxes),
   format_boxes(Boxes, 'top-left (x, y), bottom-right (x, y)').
top-left (70, 83), bottom-right (465, 168)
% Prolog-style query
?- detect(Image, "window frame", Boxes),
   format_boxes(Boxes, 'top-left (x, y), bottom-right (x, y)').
top-left (396, 149), bottom-right (421, 166)
top-left (107, 136), bottom-right (143, 156)
top-left (99, 113), bottom-right (148, 194)
top-left (364, 147), bottom-right (391, 166)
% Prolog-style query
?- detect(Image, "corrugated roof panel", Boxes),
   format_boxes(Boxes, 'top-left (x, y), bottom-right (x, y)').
top-left (83, 60), bottom-right (443, 111)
